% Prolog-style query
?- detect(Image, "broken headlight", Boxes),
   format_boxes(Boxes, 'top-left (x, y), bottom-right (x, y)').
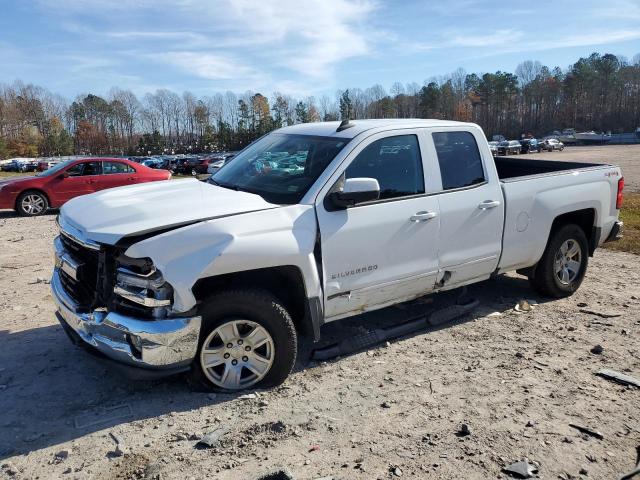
top-left (114, 255), bottom-right (173, 318)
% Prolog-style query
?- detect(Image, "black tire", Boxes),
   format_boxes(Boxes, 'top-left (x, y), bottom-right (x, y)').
top-left (190, 289), bottom-right (297, 392)
top-left (16, 190), bottom-right (49, 216)
top-left (528, 224), bottom-right (588, 298)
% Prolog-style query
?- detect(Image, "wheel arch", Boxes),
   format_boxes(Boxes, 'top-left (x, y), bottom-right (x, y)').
top-left (15, 188), bottom-right (51, 211)
top-left (549, 208), bottom-right (597, 256)
top-left (192, 265), bottom-right (322, 342)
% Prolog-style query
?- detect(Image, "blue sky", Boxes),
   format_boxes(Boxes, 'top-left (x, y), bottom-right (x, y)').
top-left (1, 0), bottom-right (639, 99)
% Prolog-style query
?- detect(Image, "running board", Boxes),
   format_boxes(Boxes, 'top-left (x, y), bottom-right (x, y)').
top-left (311, 296), bottom-right (479, 361)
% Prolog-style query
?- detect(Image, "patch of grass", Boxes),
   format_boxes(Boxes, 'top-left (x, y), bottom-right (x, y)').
top-left (0, 171), bottom-right (35, 178)
top-left (603, 192), bottom-right (640, 255)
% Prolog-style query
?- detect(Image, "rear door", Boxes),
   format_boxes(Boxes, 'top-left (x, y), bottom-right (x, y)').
top-left (316, 131), bottom-right (441, 320)
top-left (99, 161), bottom-right (138, 190)
top-left (50, 161), bottom-right (102, 204)
top-left (427, 129), bottom-right (504, 287)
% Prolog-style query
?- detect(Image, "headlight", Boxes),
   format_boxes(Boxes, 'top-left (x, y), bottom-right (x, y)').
top-left (114, 256), bottom-right (173, 316)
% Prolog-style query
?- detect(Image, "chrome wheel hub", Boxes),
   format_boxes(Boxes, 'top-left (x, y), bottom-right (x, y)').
top-left (21, 194), bottom-right (45, 215)
top-left (554, 239), bottom-right (582, 285)
top-left (200, 319), bottom-right (274, 390)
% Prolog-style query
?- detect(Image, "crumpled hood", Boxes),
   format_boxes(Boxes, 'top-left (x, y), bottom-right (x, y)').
top-left (59, 179), bottom-right (278, 245)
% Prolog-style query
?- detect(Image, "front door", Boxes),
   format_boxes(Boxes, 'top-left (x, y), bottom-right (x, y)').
top-left (51, 161), bottom-right (102, 204)
top-left (316, 132), bottom-right (441, 320)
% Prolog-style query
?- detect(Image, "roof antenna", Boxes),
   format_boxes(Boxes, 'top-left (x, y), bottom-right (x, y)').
top-left (336, 119), bottom-right (355, 132)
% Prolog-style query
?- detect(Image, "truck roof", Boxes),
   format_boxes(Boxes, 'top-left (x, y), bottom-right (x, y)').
top-left (277, 119), bottom-right (477, 139)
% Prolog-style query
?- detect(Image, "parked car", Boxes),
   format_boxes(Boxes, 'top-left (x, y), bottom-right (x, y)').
top-left (497, 140), bottom-right (522, 155)
top-left (18, 159), bottom-right (39, 172)
top-left (38, 159), bottom-right (62, 171)
top-left (51, 119), bottom-right (623, 391)
top-left (1, 160), bottom-right (19, 172)
top-left (206, 153), bottom-right (237, 175)
top-left (519, 138), bottom-right (540, 154)
top-left (174, 156), bottom-right (203, 175)
top-left (0, 157), bottom-right (171, 216)
top-left (488, 141), bottom-right (499, 156)
top-left (540, 138), bottom-right (565, 151)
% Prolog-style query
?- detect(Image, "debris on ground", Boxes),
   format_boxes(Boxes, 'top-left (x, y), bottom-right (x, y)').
top-left (455, 424), bottom-right (471, 437)
top-left (108, 431), bottom-right (127, 457)
top-left (579, 308), bottom-right (622, 318)
top-left (590, 344), bottom-right (604, 355)
top-left (195, 427), bottom-right (229, 449)
top-left (255, 468), bottom-right (295, 480)
top-left (569, 424), bottom-right (604, 440)
top-left (239, 393), bottom-right (258, 400)
top-left (514, 300), bottom-right (533, 313)
top-left (596, 369), bottom-right (640, 388)
top-left (503, 460), bottom-right (539, 478)
top-left (389, 465), bottom-right (403, 476)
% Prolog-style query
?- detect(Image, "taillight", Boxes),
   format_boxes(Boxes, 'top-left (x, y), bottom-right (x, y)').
top-left (616, 177), bottom-right (624, 209)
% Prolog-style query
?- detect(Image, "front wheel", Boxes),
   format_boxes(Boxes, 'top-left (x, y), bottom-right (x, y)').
top-left (16, 191), bottom-right (49, 216)
top-left (528, 224), bottom-right (588, 297)
top-left (190, 289), bottom-right (297, 391)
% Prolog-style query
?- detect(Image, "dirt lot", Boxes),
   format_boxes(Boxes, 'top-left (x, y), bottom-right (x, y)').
top-left (1, 146), bottom-right (639, 480)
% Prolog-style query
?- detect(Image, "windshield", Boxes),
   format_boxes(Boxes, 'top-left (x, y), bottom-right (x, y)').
top-left (36, 160), bottom-right (74, 177)
top-left (211, 133), bottom-right (347, 204)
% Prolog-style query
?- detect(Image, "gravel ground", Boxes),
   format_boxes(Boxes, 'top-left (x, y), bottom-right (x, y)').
top-left (508, 144), bottom-right (640, 192)
top-left (0, 211), bottom-right (638, 480)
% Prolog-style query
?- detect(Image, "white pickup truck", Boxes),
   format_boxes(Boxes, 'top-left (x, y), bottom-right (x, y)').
top-left (52, 119), bottom-right (624, 391)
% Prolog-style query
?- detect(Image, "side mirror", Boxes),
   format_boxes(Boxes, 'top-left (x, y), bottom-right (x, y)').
top-left (327, 177), bottom-right (380, 210)
top-left (58, 171), bottom-right (69, 179)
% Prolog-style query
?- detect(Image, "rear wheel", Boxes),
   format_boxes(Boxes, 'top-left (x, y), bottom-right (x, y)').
top-left (528, 224), bottom-right (588, 297)
top-left (190, 289), bottom-right (297, 391)
top-left (16, 191), bottom-right (48, 216)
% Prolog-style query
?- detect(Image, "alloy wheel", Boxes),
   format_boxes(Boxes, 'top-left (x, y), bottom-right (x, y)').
top-left (200, 319), bottom-right (275, 390)
top-left (21, 194), bottom-right (46, 215)
top-left (554, 239), bottom-right (582, 285)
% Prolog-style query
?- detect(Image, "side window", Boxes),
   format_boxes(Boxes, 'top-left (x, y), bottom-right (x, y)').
top-left (66, 162), bottom-right (101, 176)
top-left (345, 134), bottom-right (424, 200)
top-left (103, 162), bottom-right (133, 174)
top-left (432, 131), bottom-right (485, 190)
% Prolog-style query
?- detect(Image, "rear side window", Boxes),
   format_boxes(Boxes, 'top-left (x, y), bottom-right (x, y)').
top-left (103, 162), bottom-right (135, 174)
top-left (346, 134), bottom-right (424, 200)
top-left (432, 131), bottom-right (485, 190)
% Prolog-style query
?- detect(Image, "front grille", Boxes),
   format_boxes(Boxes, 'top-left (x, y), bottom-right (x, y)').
top-left (59, 234), bottom-right (102, 309)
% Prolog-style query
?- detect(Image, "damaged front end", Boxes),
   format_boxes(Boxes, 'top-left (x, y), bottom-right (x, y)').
top-left (52, 218), bottom-right (201, 374)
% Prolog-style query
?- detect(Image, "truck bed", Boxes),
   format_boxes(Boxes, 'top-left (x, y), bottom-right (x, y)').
top-left (494, 156), bottom-right (605, 181)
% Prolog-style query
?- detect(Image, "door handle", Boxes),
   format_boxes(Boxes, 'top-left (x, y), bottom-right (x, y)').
top-left (478, 200), bottom-right (501, 210)
top-left (86, 179), bottom-right (96, 184)
top-left (410, 211), bottom-right (438, 222)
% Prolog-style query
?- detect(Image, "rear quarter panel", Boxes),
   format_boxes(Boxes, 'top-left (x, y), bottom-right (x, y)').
top-left (498, 165), bottom-right (622, 273)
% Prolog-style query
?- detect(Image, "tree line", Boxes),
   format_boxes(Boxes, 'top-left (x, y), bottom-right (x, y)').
top-left (1, 51), bottom-right (639, 159)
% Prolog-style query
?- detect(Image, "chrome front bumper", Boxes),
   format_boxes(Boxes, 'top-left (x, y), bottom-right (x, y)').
top-left (51, 268), bottom-right (201, 371)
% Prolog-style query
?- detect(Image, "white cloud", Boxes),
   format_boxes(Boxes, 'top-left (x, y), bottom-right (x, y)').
top-left (40, 0), bottom-right (377, 82)
top-left (216, 0), bottom-right (376, 78)
top-left (149, 52), bottom-right (259, 81)
top-left (449, 29), bottom-right (525, 47)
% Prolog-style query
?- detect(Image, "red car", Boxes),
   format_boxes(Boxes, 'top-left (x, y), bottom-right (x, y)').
top-left (0, 157), bottom-right (171, 216)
